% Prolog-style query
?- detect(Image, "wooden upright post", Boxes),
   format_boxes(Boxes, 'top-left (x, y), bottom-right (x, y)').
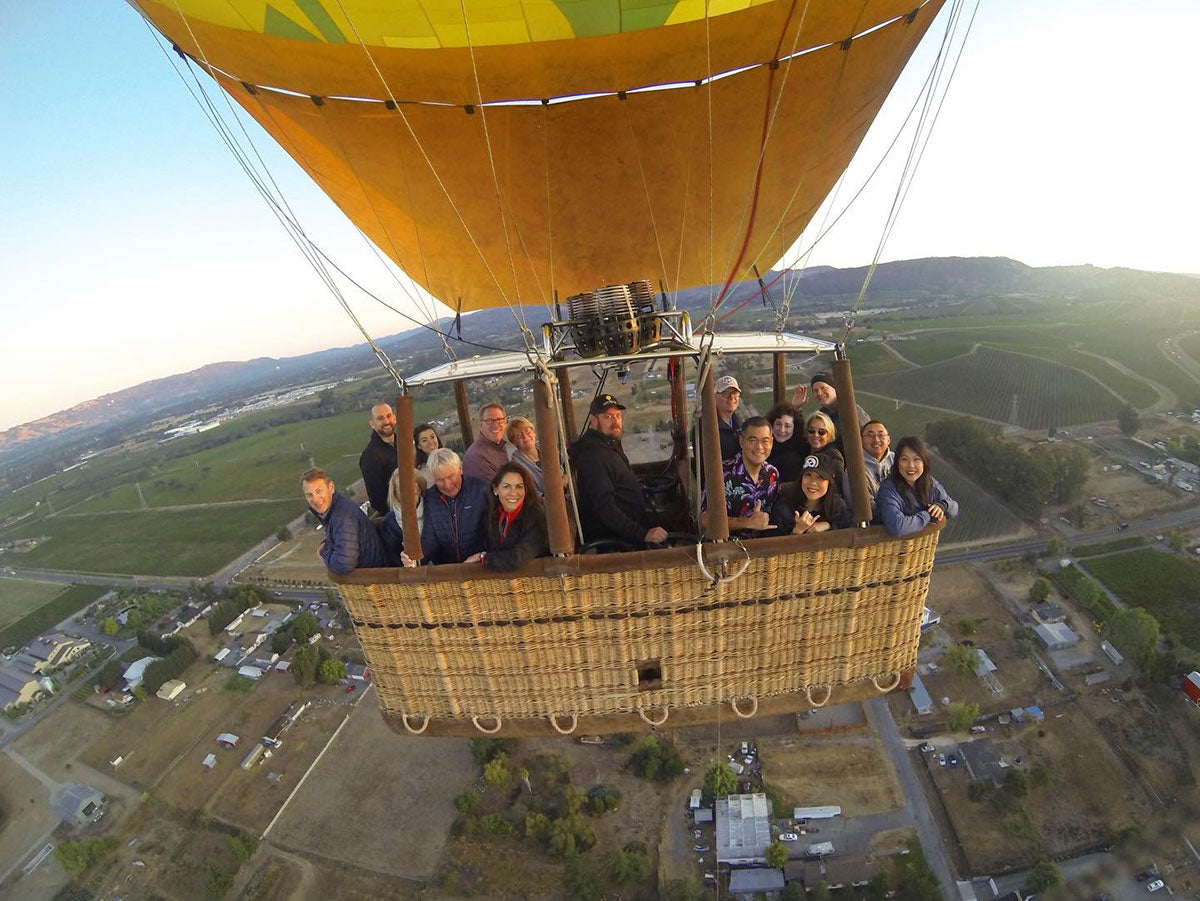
top-left (454, 380), bottom-right (473, 447)
top-left (668, 358), bottom-right (689, 459)
top-left (534, 376), bottom-right (574, 556)
top-left (394, 393), bottom-right (423, 561)
top-left (556, 366), bottom-right (578, 441)
top-left (773, 354), bottom-right (787, 405)
top-left (699, 368), bottom-right (730, 541)
top-left (832, 354), bottom-right (871, 528)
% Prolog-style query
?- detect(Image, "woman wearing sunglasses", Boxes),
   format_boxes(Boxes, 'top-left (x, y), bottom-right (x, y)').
top-left (802, 412), bottom-right (846, 482)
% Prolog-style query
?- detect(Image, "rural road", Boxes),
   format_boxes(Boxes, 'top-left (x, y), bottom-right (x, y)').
top-left (1160, 330), bottom-right (1200, 388)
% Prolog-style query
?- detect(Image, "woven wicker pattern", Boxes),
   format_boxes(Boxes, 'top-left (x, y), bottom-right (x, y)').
top-left (341, 530), bottom-right (938, 723)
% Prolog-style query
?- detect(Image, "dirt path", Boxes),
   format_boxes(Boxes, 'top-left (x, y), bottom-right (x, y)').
top-left (880, 341), bottom-right (919, 368)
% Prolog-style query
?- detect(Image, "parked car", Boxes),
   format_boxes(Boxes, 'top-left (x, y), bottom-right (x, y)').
top-left (1146, 879), bottom-right (1165, 892)
top-left (692, 829), bottom-right (702, 839)
top-left (779, 833), bottom-right (799, 842)
top-left (344, 684), bottom-right (356, 693)
top-left (693, 844), bottom-right (709, 852)
top-left (938, 753), bottom-right (946, 767)
top-left (919, 743), bottom-right (935, 752)
top-left (948, 754), bottom-right (959, 767)
top-left (969, 725), bottom-right (986, 734)
top-left (1117, 522), bottom-right (1130, 531)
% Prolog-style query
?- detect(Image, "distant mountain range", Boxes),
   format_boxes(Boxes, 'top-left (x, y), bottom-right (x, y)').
top-left (4, 256), bottom-right (1198, 467)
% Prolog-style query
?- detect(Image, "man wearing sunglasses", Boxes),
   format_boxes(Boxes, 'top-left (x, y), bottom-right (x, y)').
top-left (792, 372), bottom-right (869, 455)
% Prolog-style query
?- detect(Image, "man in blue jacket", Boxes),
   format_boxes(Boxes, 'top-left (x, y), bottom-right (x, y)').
top-left (420, 448), bottom-right (489, 564)
top-left (302, 468), bottom-right (387, 575)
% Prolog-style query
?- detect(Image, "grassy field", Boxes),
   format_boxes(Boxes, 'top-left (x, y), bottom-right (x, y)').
top-left (0, 583), bottom-right (107, 649)
top-left (2, 501), bottom-right (299, 576)
top-left (858, 347), bottom-right (1124, 428)
top-left (1084, 549), bottom-right (1200, 647)
top-left (844, 341), bottom-right (913, 375)
top-left (934, 456), bottom-right (1028, 545)
top-left (1054, 321), bottom-right (1200, 406)
top-left (1180, 332), bottom-right (1200, 365)
top-left (0, 578), bottom-right (67, 628)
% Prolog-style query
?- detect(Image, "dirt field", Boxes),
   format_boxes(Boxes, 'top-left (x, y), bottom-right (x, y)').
top-left (246, 531), bottom-right (330, 585)
top-left (0, 754), bottom-right (61, 892)
top-left (754, 737), bottom-right (904, 816)
top-left (0, 577), bottom-right (64, 629)
top-left (238, 845), bottom-right (423, 901)
top-left (1081, 468), bottom-right (1191, 526)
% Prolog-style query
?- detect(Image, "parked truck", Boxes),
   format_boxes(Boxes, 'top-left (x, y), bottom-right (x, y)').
top-left (805, 842), bottom-right (835, 858)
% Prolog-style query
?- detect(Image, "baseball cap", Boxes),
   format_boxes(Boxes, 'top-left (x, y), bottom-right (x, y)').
top-left (802, 453), bottom-right (841, 482)
top-left (715, 375), bottom-right (741, 394)
top-left (589, 393), bottom-right (626, 416)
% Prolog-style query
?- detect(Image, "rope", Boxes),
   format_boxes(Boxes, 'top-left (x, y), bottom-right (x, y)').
top-left (694, 540), bottom-right (751, 586)
top-left (870, 672), bottom-right (901, 693)
top-left (804, 684), bottom-right (833, 708)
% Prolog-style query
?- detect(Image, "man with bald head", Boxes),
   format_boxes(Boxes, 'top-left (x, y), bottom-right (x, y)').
top-left (359, 402), bottom-right (397, 517)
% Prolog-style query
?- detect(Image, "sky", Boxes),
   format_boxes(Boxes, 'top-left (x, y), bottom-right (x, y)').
top-left (1, 0), bottom-right (1197, 431)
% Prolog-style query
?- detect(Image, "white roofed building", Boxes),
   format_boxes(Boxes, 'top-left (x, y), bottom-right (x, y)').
top-left (715, 793), bottom-right (772, 865)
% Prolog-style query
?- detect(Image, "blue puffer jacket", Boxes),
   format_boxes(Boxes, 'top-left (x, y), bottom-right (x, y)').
top-left (419, 476), bottom-right (489, 565)
top-left (875, 474), bottom-right (958, 538)
top-left (315, 492), bottom-right (388, 575)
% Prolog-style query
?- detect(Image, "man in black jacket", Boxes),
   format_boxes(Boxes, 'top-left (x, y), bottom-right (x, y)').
top-left (568, 394), bottom-right (667, 549)
top-left (358, 403), bottom-right (397, 517)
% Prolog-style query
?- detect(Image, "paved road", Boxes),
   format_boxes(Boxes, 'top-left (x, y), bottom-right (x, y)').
top-left (863, 696), bottom-right (958, 899)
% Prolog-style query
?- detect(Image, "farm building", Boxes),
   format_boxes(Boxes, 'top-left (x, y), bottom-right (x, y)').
top-left (1183, 672), bottom-right (1200, 707)
top-left (122, 656), bottom-right (157, 690)
top-left (156, 679), bottom-right (186, 700)
top-left (263, 700), bottom-right (310, 747)
top-left (1031, 602), bottom-right (1065, 625)
top-left (793, 805), bottom-right (842, 820)
top-left (728, 868), bottom-right (785, 893)
top-left (689, 789), bottom-right (701, 810)
top-left (216, 733), bottom-right (241, 749)
top-left (347, 664), bottom-right (369, 681)
top-left (57, 783), bottom-right (105, 827)
top-left (237, 665), bottom-right (264, 681)
top-left (715, 793), bottom-right (771, 865)
top-left (213, 648), bottom-right (231, 664)
top-left (909, 672), bottom-right (934, 715)
top-left (0, 658), bottom-right (54, 709)
top-left (1101, 641), bottom-right (1124, 665)
top-left (202, 753), bottom-right (217, 770)
top-left (25, 635), bottom-right (89, 673)
top-left (973, 649), bottom-right (998, 676)
top-left (1033, 622), bottom-right (1079, 650)
top-left (694, 808), bottom-right (713, 824)
top-left (241, 744), bottom-right (265, 769)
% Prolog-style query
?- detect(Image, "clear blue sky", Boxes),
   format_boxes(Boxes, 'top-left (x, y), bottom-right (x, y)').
top-left (2, 0), bottom-right (1196, 431)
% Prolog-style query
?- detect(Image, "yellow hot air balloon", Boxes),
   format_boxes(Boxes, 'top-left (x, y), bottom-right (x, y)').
top-left (132, 0), bottom-right (951, 737)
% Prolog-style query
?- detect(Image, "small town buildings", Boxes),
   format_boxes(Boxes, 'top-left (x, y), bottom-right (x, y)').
top-left (25, 635), bottom-right (89, 673)
top-left (1030, 602), bottom-right (1066, 625)
top-left (0, 657), bottom-right (55, 709)
top-left (346, 664), bottom-right (369, 681)
top-left (57, 783), bottom-right (105, 827)
top-left (694, 808), bottom-right (713, 824)
top-left (689, 789), bottom-right (702, 810)
top-left (156, 679), bottom-right (186, 701)
top-left (241, 744), bottom-right (265, 769)
top-left (715, 793), bottom-right (772, 865)
top-left (909, 672), bottom-right (934, 715)
top-left (213, 648), bottom-right (231, 664)
top-left (973, 649), bottom-right (998, 677)
top-left (202, 753), bottom-right (217, 770)
top-left (237, 665), bottom-right (264, 681)
top-left (263, 700), bottom-right (310, 747)
top-left (122, 656), bottom-right (157, 691)
top-left (920, 607), bottom-right (941, 630)
top-left (728, 868), bottom-right (785, 894)
top-left (1032, 622), bottom-right (1080, 650)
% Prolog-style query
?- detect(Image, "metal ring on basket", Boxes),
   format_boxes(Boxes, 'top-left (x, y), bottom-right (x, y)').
top-left (637, 706), bottom-right (670, 726)
top-left (549, 713), bottom-right (579, 735)
top-left (870, 672), bottom-right (901, 693)
top-left (401, 713), bottom-right (430, 734)
top-left (730, 696), bottom-right (758, 719)
top-left (471, 715), bottom-right (503, 734)
top-left (804, 684), bottom-right (833, 708)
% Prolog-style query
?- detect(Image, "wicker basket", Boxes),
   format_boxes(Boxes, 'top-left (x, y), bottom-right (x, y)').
top-left (333, 524), bottom-right (939, 736)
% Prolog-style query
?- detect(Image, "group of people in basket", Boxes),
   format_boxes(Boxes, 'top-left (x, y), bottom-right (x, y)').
top-left (300, 371), bottom-right (958, 576)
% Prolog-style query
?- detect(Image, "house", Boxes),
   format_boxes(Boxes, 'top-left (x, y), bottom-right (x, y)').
top-left (909, 672), bottom-right (934, 715)
top-left (823, 857), bottom-right (879, 888)
top-left (122, 656), bottom-right (158, 690)
top-left (213, 648), bottom-right (231, 664)
top-left (216, 733), bottom-right (241, 749)
top-left (715, 794), bottom-right (772, 865)
top-left (921, 607), bottom-right (941, 630)
top-left (1030, 602), bottom-right (1065, 625)
top-left (1024, 706), bottom-right (1045, 723)
top-left (1033, 622), bottom-right (1079, 650)
top-left (57, 783), bottom-right (105, 827)
top-left (728, 868), bottom-right (785, 894)
top-left (346, 664), bottom-right (369, 681)
top-left (156, 679), bottom-right (186, 701)
top-left (25, 635), bottom-right (89, 673)
top-left (237, 665), bottom-right (263, 681)
top-left (0, 658), bottom-right (54, 710)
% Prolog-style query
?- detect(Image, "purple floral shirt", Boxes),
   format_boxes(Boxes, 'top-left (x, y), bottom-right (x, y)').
top-left (722, 455), bottom-right (780, 520)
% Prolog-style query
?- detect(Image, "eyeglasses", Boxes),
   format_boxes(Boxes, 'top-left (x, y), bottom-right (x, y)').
top-left (742, 436), bottom-right (773, 447)
top-left (807, 427), bottom-right (828, 436)
top-left (482, 417), bottom-right (508, 425)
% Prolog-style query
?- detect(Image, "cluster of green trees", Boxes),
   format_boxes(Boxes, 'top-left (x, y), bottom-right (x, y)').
top-left (142, 640), bottom-right (198, 695)
top-left (207, 585), bottom-right (269, 635)
top-left (967, 763), bottom-right (1053, 814)
top-left (627, 735), bottom-right (685, 781)
top-left (53, 835), bottom-right (119, 877)
top-left (136, 628), bottom-right (186, 656)
top-left (204, 831), bottom-right (259, 899)
top-left (925, 418), bottom-right (1089, 517)
top-left (270, 611), bottom-right (318, 655)
top-left (1046, 566), bottom-right (1115, 625)
top-left (289, 642), bottom-right (346, 687)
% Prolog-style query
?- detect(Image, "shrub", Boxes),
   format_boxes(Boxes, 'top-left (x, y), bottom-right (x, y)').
top-left (470, 737), bottom-right (519, 765)
top-left (703, 762), bottom-right (738, 799)
top-left (223, 675), bottom-right (254, 693)
top-left (627, 735), bottom-right (685, 781)
top-left (608, 841), bottom-right (651, 884)
top-left (484, 753), bottom-right (512, 787)
top-left (967, 780), bottom-right (989, 802)
top-left (586, 784), bottom-right (621, 814)
top-left (454, 790), bottom-right (481, 815)
top-left (943, 644), bottom-right (981, 677)
top-left (478, 813), bottom-right (517, 837)
top-left (53, 836), bottom-right (118, 877)
top-left (947, 701), bottom-right (980, 732)
top-left (318, 658), bottom-right (347, 685)
top-left (958, 618), bottom-right (976, 636)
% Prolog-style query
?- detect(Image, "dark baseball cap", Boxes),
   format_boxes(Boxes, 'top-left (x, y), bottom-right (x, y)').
top-left (589, 393), bottom-right (626, 416)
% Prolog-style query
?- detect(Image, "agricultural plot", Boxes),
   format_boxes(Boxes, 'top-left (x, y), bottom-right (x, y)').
top-left (0, 577), bottom-right (66, 628)
top-left (933, 456), bottom-right (1027, 545)
top-left (1084, 549), bottom-right (1200, 648)
top-left (887, 333), bottom-right (975, 365)
top-left (985, 343), bottom-right (1160, 409)
top-left (1058, 321), bottom-right (1200, 405)
top-left (857, 347), bottom-right (1124, 429)
top-left (843, 341), bottom-right (912, 374)
top-left (0, 583), bottom-right (107, 649)
top-left (1, 501), bottom-right (298, 576)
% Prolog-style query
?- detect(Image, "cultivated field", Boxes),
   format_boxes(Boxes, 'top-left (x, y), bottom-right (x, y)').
top-left (0, 577), bottom-right (65, 628)
top-left (932, 456), bottom-right (1029, 546)
top-left (1084, 548), bottom-right (1200, 648)
top-left (858, 347), bottom-right (1125, 429)
top-left (0, 583), bottom-right (107, 649)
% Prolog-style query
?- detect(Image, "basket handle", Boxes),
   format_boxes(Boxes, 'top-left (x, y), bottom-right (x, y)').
top-left (549, 713), bottom-right (579, 735)
top-left (637, 706), bottom-right (670, 726)
top-left (401, 713), bottom-right (430, 735)
top-left (730, 696), bottom-right (758, 719)
top-left (804, 684), bottom-right (833, 708)
top-left (870, 672), bottom-right (901, 693)
top-left (471, 715), bottom-right (503, 734)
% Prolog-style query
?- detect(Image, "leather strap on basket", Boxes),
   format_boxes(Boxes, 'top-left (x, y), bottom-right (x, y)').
top-left (870, 672), bottom-right (901, 693)
top-left (730, 696), bottom-right (758, 719)
top-left (401, 713), bottom-right (430, 734)
top-left (549, 713), bottom-right (579, 735)
top-left (471, 715), bottom-right (503, 734)
top-left (804, 684), bottom-right (833, 708)
top-left (637, 706), bottom-right (670, 726)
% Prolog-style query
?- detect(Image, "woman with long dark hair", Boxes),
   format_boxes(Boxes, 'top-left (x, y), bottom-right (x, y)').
top-left (875, 436), bottom-right (958, 537)
top-left (479, 462), bottom-right (549, 571)
top-left (792, 456), bottom-right (850, 533)
top-left (413, 423), bottom-right (442, 468)
top-left (766, 402), bottom-right (805, 482)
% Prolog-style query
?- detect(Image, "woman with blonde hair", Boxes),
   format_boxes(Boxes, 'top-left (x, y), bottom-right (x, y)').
top-left (506, 416), bottom-right (544, 497)
top-left (379, 468), bottom-right (426, 567)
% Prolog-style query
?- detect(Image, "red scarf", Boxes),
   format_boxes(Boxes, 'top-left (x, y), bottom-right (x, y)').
top-left (497, 502), bottom-right (523, 541)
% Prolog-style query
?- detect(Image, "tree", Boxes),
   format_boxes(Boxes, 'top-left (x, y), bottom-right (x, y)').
top-left (276, 526), bottom-right (291, 542)
top-left (1106, 606), bottom-right (1160, 665)
top-left (470, 737), bottom-right (518, 765)
top-left (891, 839), bottom-right (941, 900)
top-left (808, 883), bottom-right (832, 901)
top-left (628, 735), bottom-right (685, 781)
top-left (101, 617), bottom-right (118, 637)
top-left (96, 660), bottom-right (124, 691)
top-left (1117, 403), bottom-right (1140, 435)
top-left (454, 790), bottom-right (481, 816)
top-left (764, 839), bottom-right (789, 870)
top-left (586, 784), bottom-right (620, 813)
top-left (1027, 859), bottom-right (1063, 891)
top-left (947, 701), bottom-right (981, 732)
top-left (291, 612), bottom-right (320, 643)
top-left (318, 658), bottom-right (348, 684)
top-left (1045, 535), bottom-right (1064, 558)
top-left (780, 883), bottom-right (808, 901)
top-left (483, 752), bottom-right (511, 787)
top-left (1029, 577), bottom-right (1052, 602)
top-left (703, 762), bottom-right (738, 799)
top-left (943, 644), bottom-right (981, 678)
top-left (608, 841), bottom-right (651, 884)
top-left (519, 767), bottom-right (532, 794)
top-left (270, 629), bottom-right (293, 655)
top-left (563, 857), bottom-right (600, 901)
top-left (291, 645), bottom-right (319, 686)
top-left (958, 618), bottom-right (976, 636)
